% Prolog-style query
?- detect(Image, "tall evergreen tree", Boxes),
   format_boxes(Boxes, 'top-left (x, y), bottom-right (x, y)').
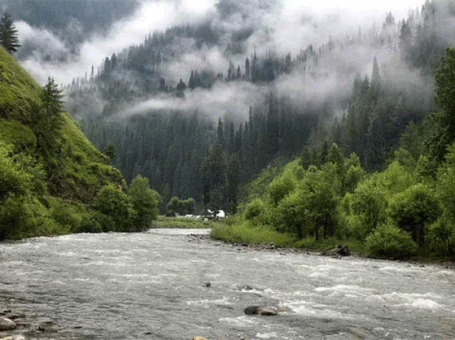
top-left (0, 12), bottom-right (20, 53)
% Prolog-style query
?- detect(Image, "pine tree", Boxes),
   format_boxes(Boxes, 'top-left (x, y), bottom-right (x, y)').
top-left (227, 154), bottom-right (241, 213)
top-left (0, 12), bottom-right (21, 53)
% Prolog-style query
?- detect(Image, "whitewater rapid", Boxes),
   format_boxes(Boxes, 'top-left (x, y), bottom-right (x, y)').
top-left (0, 229), bottom-right (454, 339)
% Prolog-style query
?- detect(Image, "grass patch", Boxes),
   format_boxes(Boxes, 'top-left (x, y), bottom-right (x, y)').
top-left (210, 221), bottom-right (296, 246)
top-left (152, 216), bottom-right (216, 229)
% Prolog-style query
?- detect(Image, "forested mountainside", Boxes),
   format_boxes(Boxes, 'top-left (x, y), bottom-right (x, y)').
top-left (212, 44), bottom-right (455, 259)
top-left (62, 0), bottom-right (455, 213)
top-left (0, 45), bottom-right (159, 240)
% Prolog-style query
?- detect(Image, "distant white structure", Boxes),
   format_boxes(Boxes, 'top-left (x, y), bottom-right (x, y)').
top-left (216, 210), bottom-right (226, 219)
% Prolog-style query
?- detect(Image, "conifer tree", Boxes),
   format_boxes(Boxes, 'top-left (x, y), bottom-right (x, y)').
top-left (0, 12), bottom-right (20, 53)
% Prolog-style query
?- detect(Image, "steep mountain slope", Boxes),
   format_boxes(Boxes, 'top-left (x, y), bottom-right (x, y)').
top-left (0, 46), bottom-right (123, 239)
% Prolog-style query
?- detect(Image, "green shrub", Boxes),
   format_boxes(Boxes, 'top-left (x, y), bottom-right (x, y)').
top-left (75, 214), bottom-right (103, 233)
top-left (366, 224), bottom-right (418, 259)
top-left (96, 185), bottom-right (133, 232)
top-left (427, 217), bottom-right (455, 257)
top-left (244, 198), bottom-right (265, 221)
top-left (388, 184), bottom-right (441, 246)
top-left (129, 175), bottom-right (159, 230)
top-left (268, 173), bottom-right (295, 206)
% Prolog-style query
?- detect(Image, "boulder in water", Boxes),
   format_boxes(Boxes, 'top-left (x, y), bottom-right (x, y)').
top-left (0, 317), bottom-right (16, 331)
top-left (244, 306), bottom-right (278, 316)
top-left (336, 244), bottom-right (351, 256)
top-left (256, 307), bottom-right (278, 316)
top-left (322, 244), bottom-right (351, 257)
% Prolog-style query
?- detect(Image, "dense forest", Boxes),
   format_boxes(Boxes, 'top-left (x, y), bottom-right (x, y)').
top-left (62, 0), bottom-right (454, 215)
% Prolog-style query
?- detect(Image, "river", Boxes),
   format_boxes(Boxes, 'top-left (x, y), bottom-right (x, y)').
top-left (0, 229), bottom-right (454, 339)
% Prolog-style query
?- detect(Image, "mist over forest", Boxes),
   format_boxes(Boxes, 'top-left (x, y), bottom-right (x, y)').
top-left (3, 0), bottom-right (455, 213)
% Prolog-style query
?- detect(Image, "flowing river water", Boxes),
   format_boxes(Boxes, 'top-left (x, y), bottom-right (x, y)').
top-left (0, 229), bottom-right (454, 340)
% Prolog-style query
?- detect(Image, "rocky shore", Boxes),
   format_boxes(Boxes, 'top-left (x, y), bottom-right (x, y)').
top-left (0, 309), bottom-right (59, 340)
top-left (190, 233), bottom-right (455, 269)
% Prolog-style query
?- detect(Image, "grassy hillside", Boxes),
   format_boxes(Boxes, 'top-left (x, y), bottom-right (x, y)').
top-left (0, 47), bottom-right (124, 239)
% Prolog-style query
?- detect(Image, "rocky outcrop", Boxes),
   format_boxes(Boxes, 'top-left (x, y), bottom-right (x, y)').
top-left (0, 318), bottom-right (16, 331)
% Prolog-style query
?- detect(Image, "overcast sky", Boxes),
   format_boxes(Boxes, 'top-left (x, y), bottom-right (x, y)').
top-left (299, 0), bottom-right (424, 10)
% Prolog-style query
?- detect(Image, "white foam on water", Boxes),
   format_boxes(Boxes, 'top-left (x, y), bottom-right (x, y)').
top-left (379, 265), bottom-right (421, 273)
top-left (288, 302), bottom-right (364, 320)
top-left (186, 296), bottom-right (232, 307)
top-left (366, 292), bottom-right (444, 310)
top-left (218, 315), bottom-right (261, 327)
top-left (255, 332), bottom-right (280, 339)
top-left (55, 251), bottom-right (78, 257)
top-left (314, 284), bottom-right (374, 298)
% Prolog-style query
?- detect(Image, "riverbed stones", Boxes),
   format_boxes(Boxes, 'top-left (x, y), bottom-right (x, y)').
top-left (37, 320), bottom-right (58, 332)
top-left (0, 318), bottom-right (16, 331)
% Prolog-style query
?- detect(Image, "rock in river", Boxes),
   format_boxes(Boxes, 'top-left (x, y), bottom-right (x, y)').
top-left (0, 318), bottom-right (16, 331)
top-left (323, 244), bottom-right (351, 257)
top-left (244, 306), bottom-right (278, 316)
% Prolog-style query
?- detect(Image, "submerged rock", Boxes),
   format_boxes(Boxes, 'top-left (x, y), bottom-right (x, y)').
top-left (37, 320), bottom-right (58, 332)
top-left (0, 318), bottom-right (16, 331)
top-left (244, 306), bottom-right (278, 316)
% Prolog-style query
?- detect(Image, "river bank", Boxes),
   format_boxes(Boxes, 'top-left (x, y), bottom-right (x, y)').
top-left (209, 224), bottom-right (455, 269)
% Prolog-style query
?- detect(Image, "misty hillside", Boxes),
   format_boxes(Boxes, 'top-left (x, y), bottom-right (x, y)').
top-left (53, 0), bottom-right (453, 209)
top-left (6, 0), bottom-right (455, 212)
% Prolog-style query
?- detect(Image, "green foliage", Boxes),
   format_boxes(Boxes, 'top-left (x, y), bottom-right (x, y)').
top-left (95, 185), bottom-right (133, 232)
top-left (388, 184), bottom-right (440, 246)
top-left (103, 142), bottom-right (116, 161)
top-left (211, 221), bottom-right (296, 246)
top-left (129, 175), bottom-right (159, 230)
top-left (366, 224), bottom-right (418, 259)
top-left (268, 172), bottom-right (295, 206)
top-left (350, 181), bottom-right (387, 238)
top-left (166, 196), bottom-right (196, 216)
top-left (427, 217), bottom-right (455, 257)
top-left (244, 198), bottom-right (266, 221)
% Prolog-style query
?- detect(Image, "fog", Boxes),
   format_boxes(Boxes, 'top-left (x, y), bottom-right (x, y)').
top-left (15, 0), bottom-right (429, 120)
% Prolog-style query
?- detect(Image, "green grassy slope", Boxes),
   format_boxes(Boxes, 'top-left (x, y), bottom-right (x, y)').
top-left (0, 47), bottom-right (123, 238)
top-left (0, 47), bottom-right (123, 204)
